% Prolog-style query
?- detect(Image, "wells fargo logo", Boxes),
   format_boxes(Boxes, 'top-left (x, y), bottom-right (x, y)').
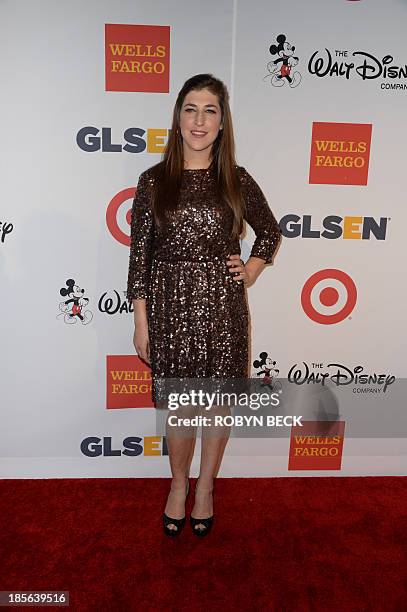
top-left (288, 421), bottom-right (345, 470)
top-left (106, 355), bottom-right (153, 409)
top-left (105, 23), bottom-right (170, 93)
top-left (309, 122), bottom-right (372, 185)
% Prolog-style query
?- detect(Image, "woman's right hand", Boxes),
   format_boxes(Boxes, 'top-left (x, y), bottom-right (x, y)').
top-left (133, 320), bottom-right (150, 365)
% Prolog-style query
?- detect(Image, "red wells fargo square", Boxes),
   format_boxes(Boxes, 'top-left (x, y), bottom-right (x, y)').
top-left (105, 23), bottom-right (170, 93)
top-left (309, 122), bottom-right (372, 185)
top-left (106, 355), bottom-right (154, 409)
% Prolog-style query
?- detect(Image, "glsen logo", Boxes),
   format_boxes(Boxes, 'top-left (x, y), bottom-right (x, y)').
top-left (280, 215), bottom-right (387, 240)
top-left (105, 23), bottom-right (170, 92)
top-left (80, 436), bottom-right (168, 457)
top-left (106, 355), bottom-right (153, 408)
top-left (288, 421), bottom-right (345, 470)
top-left (301, 269), bottom-right (357, 325)
top-left (76, 126), bottom-right (169, 153)
top-left (309, 122), bottom-right (372, 185)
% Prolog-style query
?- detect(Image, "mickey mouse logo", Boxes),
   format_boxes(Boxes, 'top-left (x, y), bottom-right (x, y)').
top-left (263, 34), bottom-right (302, 88)
top-left (57, 278), bottom-right (93, 325)
top-left (252, 351), bottom-right (281, 385)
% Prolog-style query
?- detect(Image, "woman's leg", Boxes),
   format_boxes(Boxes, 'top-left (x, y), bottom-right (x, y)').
top-left (164, 405), bottom-right (197, 530)
top-left (191, 405), bottom-right (232, 528)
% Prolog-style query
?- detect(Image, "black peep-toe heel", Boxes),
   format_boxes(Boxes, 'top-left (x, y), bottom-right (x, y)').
top-left (190, 483), bottom-right (214, 537)
top-left (190, 514), bottom-right (214, 537)
top-left (163, 479), bottom-right (190, 537)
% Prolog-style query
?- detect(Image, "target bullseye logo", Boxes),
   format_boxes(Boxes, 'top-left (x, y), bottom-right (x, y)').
top-left (301, 269), bottom-right (357, 324)
top-left (106, 187), bottom-right (136, 246)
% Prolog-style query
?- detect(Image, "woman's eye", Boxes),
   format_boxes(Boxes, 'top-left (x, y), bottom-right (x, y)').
top-left (184, 108), bottom-right (216, 113)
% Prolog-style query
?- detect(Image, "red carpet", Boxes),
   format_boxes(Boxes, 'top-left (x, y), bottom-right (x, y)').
top-left (1, 477), bottom-right (406, 611)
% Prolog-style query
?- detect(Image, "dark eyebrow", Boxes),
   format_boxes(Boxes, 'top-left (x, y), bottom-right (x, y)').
top-left (183, 103), bottom-right (219, 109)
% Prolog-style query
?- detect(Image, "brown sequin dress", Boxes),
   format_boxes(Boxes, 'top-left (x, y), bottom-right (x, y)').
top-left (126, 161), bottom-right (282, 405)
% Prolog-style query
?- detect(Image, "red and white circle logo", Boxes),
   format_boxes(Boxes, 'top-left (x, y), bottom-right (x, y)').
top-left (301, 269), bottom-right (357, 324)
top-left (106, 187), bottom-right (136, 246)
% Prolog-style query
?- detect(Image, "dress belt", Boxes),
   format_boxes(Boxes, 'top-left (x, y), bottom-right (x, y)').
top-left (153, 254), bottom-right (230, 263)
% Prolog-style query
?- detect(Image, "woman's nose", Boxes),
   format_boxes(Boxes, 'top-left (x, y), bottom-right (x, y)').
top-left (195, 112), bottom-right (205, 125)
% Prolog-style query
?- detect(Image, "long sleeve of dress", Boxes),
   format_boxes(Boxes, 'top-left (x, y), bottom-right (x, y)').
top-left (126, 170), bottom-right (155, 301)
top-left (239, 166), bottom-right (282, 264)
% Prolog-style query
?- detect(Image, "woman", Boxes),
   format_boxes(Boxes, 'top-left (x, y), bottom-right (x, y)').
top-left (126, 73), bottom-right (282, 537)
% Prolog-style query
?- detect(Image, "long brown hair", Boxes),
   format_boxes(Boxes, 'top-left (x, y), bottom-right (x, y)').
top-left (151, 73), bottom-right (245, 239)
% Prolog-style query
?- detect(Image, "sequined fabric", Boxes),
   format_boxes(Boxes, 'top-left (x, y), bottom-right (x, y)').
top-left (126, 163), bottom-right (282, 405)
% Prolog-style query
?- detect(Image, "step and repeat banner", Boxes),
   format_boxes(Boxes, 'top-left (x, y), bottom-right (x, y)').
top-left (1, 0), bottom-right (406, 478)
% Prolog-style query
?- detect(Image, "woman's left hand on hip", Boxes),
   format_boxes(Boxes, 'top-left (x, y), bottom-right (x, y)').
top-left (226, 253), bottom-right (254, 287)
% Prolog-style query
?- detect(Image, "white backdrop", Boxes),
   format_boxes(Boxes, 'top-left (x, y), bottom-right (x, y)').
top-left (1, 0), bottom-right (405, 478)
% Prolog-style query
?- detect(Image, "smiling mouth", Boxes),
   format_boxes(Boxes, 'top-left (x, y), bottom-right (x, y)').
top-left (191, 131), bottom-right (208, 137)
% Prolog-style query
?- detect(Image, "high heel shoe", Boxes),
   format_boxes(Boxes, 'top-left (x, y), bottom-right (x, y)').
top-left (190, 483), bottom-right (214, 537)
top-left (163, 479), bottom-right (190, 537)
top-left (190, 514), bottom-right (214, 537)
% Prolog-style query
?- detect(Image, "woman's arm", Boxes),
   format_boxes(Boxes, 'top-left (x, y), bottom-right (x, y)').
top-left (227, 167), bottom-right (282, 287)
top-left (126, 170), bottom-right (155, 302)
top-left (126, 170), bottom-right (155, 363)
top-left (240, 166), bottom-right (282, 264)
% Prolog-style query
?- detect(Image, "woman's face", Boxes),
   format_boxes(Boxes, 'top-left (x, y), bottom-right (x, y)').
top-left (179, 88), bottom-right (223, 160)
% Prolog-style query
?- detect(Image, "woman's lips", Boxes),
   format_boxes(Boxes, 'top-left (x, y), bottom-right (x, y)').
top-left (191, 131), bottom-right (207, 138)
